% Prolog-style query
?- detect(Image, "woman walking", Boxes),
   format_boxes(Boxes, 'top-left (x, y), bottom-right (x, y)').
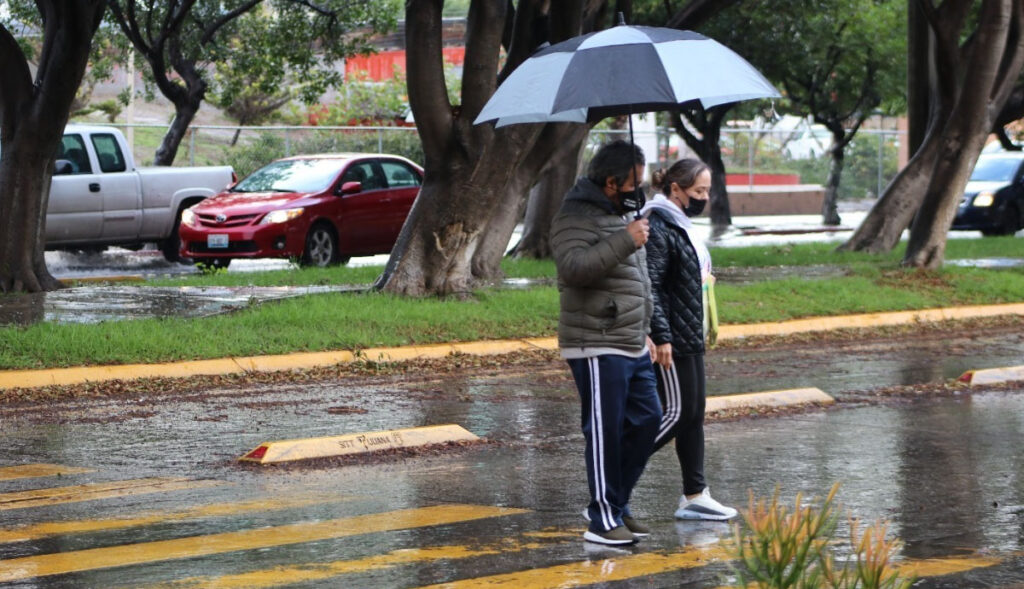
top-left (642, 158), bottom-right (737, 521)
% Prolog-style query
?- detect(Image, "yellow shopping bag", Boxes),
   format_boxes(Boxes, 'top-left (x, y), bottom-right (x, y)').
top-left (702, 275), bottom-right (719, 348)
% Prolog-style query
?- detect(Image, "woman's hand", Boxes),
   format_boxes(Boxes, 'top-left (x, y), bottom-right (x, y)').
top-left (654, 342), bottom-right (673, 368)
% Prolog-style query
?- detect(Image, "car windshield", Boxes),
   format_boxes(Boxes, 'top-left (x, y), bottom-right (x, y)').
top-left (232, 159), bottom-right (346, 193)
top-left (970, 157), bottom-right (1021, 182)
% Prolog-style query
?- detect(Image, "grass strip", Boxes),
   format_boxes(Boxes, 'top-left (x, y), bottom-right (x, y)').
top-left (2, 265), bottom-right (1024, 370)
top-left (137, 237), bottom-right (1024, 289)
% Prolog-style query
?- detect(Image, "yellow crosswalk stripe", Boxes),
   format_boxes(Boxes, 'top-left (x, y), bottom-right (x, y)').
top-left (704, 554), bottom-right (1005, 589)
top-left (416, 545), bottom-right (732, 588)
top-left (897, 555), bottom-right (1002, 577)
top-left (0, 464), bottom-right (93, 481)
top-left (138, 530), bottom-right (579, 589)
top-left (0, 504), bottom-right (528, 583)
top-left (0, 478), bottom-right (225, 511)
top-left (0, 493), bottom-right (355, 543)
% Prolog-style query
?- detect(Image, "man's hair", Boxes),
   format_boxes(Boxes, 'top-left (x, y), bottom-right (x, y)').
top-left (586, 140), bottom-right (645, 188)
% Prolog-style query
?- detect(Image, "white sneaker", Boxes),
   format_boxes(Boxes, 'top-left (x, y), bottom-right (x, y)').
top-left (675, 488), bottom-right (738, 521)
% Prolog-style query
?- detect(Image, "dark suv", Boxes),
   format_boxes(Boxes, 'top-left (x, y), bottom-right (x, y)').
top-left (951, 152), bottom-right (1024, 236)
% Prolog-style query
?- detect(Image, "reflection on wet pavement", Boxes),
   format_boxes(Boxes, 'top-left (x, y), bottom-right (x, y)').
top-left (0, 285), bottom-right (365, 326)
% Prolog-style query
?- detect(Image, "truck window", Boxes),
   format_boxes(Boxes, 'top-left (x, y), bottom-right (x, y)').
top-left (58, 134), bottom-right (92, 174)
top-left (91, 133), bottom-right (127, 173)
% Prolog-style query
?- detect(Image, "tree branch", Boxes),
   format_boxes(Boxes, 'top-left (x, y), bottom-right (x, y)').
top-left (201, 0), bottom-right (262, 45)
top-left (461, 0), bottom-right (509, 121)
top-left (0, 23), bottom-right (34, 137)
top-left (498, 0), bottom-right (545, 83)
top-left (405, 0), bottom-right (451, 159)
top-left (990, 0), bottom-right (1024, 108)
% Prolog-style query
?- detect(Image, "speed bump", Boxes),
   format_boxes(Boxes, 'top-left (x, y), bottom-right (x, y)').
top-left (706, 387), bottom-right (834, 413)
top-left (957, 365), bottom-right (1024, 386)
top-left (239, 424), bottom-right (480, 464)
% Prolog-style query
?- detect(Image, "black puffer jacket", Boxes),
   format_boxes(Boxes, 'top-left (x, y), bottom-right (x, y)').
top-left (645, 208), bottom-right (704, 355)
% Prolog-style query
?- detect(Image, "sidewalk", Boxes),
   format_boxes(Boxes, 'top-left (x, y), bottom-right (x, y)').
top-left (3, 302), bottom-right (1023, 391)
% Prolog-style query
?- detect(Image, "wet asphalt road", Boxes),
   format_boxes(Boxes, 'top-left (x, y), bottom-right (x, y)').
top-left (1, 330), bottom-right (1023, 587)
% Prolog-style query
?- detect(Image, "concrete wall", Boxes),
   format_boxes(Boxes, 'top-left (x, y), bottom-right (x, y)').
top-left (720, 185), bottom-right (826, 216)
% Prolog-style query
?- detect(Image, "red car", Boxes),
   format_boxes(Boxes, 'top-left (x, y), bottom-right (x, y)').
top-left (178, 154), bottom-right (423, 268)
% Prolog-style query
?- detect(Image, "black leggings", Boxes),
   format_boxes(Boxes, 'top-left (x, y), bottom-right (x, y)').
top-left (652, 353), bottom-right (706, 495)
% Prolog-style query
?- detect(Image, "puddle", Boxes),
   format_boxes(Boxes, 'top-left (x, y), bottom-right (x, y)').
top-left (0, 285), bottom-right (365, 327)
top-left (714, 264), bottom-right (849, 285)
top-left (945, 257), bottom-right (1024, 269)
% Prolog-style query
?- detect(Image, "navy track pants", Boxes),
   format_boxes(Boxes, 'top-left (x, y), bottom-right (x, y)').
top-left (568, 354), bottom-right (662, 533)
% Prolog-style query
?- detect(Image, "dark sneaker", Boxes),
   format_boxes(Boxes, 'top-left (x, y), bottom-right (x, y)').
top-left (582, 509), bottom-right (651, 538)
top-left (622, 515), bottom-right (651, 537)
top-left (675, 487), bottom-right (738, 521)
top-left (583, 525), bottom-right (637, 546)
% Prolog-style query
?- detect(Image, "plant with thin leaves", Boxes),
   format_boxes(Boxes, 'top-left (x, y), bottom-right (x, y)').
top-left (730, 484), bottom-right (915, 589)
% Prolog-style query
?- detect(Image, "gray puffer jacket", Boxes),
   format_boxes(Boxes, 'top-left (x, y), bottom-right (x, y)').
top-left (550, 177), bottom-right (653, 354)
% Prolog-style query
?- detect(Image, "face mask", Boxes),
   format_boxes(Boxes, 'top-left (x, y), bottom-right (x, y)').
top-left (619, 187), bottom-right (645, 214)
top-left (683, 198), bottom-right (707, 217)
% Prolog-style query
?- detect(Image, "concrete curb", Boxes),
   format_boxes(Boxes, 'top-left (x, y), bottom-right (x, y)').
top-left (238, 424), bottom-right (480, 464)
top-left (1, 303), bottom-right (1021, 392)
top-left (705, 387), bottom-right (834, 413)
top-left (958, 365), bottom-right (1024, 386)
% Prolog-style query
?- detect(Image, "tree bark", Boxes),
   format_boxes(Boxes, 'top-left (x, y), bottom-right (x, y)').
top-left (0, 2), bottom-right (105, 294)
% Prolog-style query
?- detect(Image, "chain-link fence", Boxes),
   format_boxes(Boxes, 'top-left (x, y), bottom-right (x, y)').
top-left (117, 123), bottom-right (903, 201)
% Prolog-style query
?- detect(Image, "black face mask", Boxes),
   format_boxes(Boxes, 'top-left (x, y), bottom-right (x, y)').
top-left (684, 198), bottom-right (707, 217)
top-left (618, 187), bottom-right (646, 215)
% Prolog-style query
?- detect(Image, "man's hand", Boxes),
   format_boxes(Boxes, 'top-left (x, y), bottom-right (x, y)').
top-left (627, 218), bottom-right (650, 247)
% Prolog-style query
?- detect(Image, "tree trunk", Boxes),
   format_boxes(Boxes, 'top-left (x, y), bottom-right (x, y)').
top-left (903, 0), bottom-right (1024, 268)
top-left (0, 2), bottom-right (105, 294)
top-left (154, 88), bottom-right (203, 166)
top-left (821, 131), bottom-right (847, 226)
top-left (509, 141), bottom-right (584, 258)
top-left (472, 172), bottom-right (530, 280)
top-left (377, 125), bottom-right (540, 297)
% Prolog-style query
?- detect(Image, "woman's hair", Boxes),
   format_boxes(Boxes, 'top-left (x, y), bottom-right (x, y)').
top-left (651, 158), bottom-right (710, 194)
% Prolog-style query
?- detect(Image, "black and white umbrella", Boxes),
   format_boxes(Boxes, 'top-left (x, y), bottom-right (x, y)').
top-left (474, 24), bottom-right (779, 128)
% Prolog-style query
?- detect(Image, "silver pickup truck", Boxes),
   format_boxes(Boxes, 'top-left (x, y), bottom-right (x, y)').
top-left (47, 124), bottom-right (235, 261)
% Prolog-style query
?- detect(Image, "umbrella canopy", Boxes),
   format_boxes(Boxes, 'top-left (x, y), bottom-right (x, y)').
top-left (474, 25), bottom-right (779, 127)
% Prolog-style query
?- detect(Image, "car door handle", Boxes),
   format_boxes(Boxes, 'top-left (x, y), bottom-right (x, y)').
top-left (89, 183), bottom-right (100, 192)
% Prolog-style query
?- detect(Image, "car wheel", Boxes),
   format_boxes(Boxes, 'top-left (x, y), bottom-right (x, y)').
top-left (983, 203), bottom-right (1021, 236)
top-left (301, 223), bottom-right (338, 267)
top-left (195, 258), bottom-right (231, 271)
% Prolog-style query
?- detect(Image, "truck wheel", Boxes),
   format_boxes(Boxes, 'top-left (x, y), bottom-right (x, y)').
top-left (162, 206), bottom-right (188, 262)
top-left (301, 223), bottom-right (338, 267)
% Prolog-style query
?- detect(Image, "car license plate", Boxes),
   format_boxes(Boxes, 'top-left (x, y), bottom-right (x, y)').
top-left (207, 234), bottom-right (229, 249)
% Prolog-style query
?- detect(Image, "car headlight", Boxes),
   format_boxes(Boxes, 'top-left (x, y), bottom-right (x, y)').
top-left (973, 192), bottom-right (994, 207)
top-left (181, 208), bottom-right (196, 226)
top-left (260, 208), bottom-right (305, 224)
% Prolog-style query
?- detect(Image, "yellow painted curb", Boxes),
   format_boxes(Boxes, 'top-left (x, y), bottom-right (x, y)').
top-left (717, 303), bottom-right (1024, 339)
top-left (706, 387), bottom-right (834, 413)
top-left (238, 424), bottom-right (480, 464)
top-left (957, 365), bottom-right (1024, 386)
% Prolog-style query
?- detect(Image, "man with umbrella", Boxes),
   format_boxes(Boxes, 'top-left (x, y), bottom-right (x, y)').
top-left (551, 140), bottom-right (662, 546)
